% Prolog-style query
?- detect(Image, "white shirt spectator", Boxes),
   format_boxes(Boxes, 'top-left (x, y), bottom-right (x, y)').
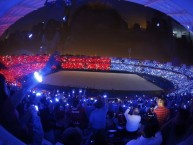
top-left (124, 108), bottom-right (141, 132)
top-left (126, 131), bottom-right (162, 145)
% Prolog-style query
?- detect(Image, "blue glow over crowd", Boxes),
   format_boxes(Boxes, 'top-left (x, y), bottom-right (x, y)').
top-left (1, 54), bottom-right (193, 145)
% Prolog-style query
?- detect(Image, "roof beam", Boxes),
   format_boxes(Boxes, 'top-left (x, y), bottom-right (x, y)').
top-left (167, 11), bottom-right (187, 16)
top-left (181, 22), bottom-right (193, 26)
top-left (16, 5), bottom-right (36, 10)
top-left (145, 0), bottom-right (165, 6)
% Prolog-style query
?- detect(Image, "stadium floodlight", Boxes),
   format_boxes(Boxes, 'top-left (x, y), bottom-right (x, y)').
top-left (28, 33), bottom-right (33, 39)
top-left (63, 16), bottom-right (66, 22)
top-left (34, 71), bottom-right (43, 83)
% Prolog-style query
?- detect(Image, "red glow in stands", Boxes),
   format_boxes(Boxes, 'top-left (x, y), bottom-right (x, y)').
top-left (0, 55), bottom-right (49, 68)
top-left (60, 56), bottom-right (111, 70)
top-left (0, 55), bottom-right (111, 86)
top-left (61, 62), bottom-right (85, 69)
top-left (68, 57), bottom-right (85, 63)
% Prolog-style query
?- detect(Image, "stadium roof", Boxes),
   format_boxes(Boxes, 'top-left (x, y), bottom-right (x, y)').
top-left (0, 0), bottom-right (193, 37)
top-left (125, 0), bottom-right (193, 32)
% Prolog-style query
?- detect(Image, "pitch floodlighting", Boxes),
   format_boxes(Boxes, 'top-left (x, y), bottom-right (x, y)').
top-left (34, 71), bottom-right (43, 83)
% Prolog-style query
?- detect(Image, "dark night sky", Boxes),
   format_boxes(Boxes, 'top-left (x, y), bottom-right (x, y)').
top-left (2, 0), bottom-right (192, 64)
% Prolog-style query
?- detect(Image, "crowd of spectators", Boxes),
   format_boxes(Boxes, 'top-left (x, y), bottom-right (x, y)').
top-left (0, 55), bottom-right (193, 97)
top-left (0, 54), bottom-right (193, 144)
top-left (3, 84), bottom-right (191, 145)
top-left (111, 57), bottom-right (193, 96)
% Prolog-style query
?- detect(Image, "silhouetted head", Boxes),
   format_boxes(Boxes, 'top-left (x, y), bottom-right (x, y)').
top-left (72, 97), bottom-right (79, 108)
top-left (94, 99), bottom-right (104, 109)
top-left (89, 132), bottom-right (109, 145)
top-left (133, 108), bottom-right (140, 115)
top-left (61, 127), bottom-right (82, 145)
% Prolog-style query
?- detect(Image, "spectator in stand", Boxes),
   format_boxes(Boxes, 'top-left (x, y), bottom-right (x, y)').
top-left (28, 105), bottom-right (44, 145)
top-left (0, 75), bottom-right (44, 145)
top-left (154, 97), bottom-right (170, 126)
top-left (124, 107), bottom-right (141, 138)
top-left (116, 106), bottom-right (126, 130)
top-left (161, 108), bottom-right (191, 145)
top-left (106, 111), bottom-right (116, 130)
top-left (89, 96), bottom-right (108, 134)
top-left (84, 100), bottom-right (95, 119)
top-left (67, 97), bottom-right (88, 130)
top-left (55, 105), bottom-right (69, 129)
top-left (126, 118), bottom-right (162, 145)
top-left (40, 105), bottom-right (56, 144)
top-left (0, 52), bottom-right (59, 144)
top-left (0, 74), bottom-right (30, 143)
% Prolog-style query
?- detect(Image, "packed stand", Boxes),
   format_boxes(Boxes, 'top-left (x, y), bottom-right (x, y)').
top-left (8, 85), bottom-right (193, 145)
